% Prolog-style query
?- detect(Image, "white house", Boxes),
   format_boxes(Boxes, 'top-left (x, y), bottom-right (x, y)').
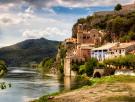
top-left (91, 42), bottom-right (135, 61)
top-left (91, 43), bottom-right (117, 61)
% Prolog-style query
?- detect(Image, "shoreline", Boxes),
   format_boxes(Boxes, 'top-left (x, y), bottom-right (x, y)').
top-left (31, 75), bottom-right (135, 102)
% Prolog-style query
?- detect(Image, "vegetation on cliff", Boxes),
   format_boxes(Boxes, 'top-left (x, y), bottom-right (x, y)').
top-left (37, 42), bottom-right (67, 75)
top-left (72, 9), bottom-right (135, 43)
top-left (38, 57), bottom-right (54, 74)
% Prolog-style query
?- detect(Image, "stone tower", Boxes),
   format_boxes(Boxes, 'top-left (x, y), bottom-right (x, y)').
top-left (77, 24), bottom-right (83, 44)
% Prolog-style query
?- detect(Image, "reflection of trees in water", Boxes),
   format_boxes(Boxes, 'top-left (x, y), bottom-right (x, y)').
top-left (0, 60), bottom-right (7, 78)
top-left (64, 76), bottom-right (91, 90)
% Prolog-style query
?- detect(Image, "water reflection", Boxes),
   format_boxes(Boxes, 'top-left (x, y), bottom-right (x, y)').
top-left (0, 67), bottom-right (90, 102)
top-left (64, 76), bottom-right (90, 91)
top-left (0, 67), bottom-right (63, 102)
top-left (64, 76), bottom-right (75, 90)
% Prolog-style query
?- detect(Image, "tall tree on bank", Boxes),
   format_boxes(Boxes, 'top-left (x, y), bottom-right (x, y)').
top-left (114, 4), bottom-right (122, 11)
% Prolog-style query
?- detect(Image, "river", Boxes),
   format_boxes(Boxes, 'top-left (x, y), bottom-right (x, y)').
top-left (0, 67), bottom-right (64, 102)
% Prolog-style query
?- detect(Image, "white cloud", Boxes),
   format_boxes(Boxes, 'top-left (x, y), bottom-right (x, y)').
top-left (56, 0), bottom-right (134, 7)
top-left (22, 27), bottom-right (68, 38)
top-left (0, 13), bottom-right (23, 26)
top-left (0, 0), bottom-right (134, 8)
top-left (25, 6), bottom-right (34, 14)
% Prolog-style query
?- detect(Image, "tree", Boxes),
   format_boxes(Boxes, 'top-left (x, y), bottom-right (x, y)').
top-left (114, 4), bottom-right (122, 11)
top-left (79, 65), bottom-right (86, 75)
top-left (85, 58), bottom-right (98, 76)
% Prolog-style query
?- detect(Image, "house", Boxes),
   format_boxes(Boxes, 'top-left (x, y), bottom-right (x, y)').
top-left (108, 42), bottom-right (135, 58)
top-left (91, 42), bottom-right (135, 61)
top-left (76, 24), bottom-right (104, 45)
top-left (76, 44), bottom-right (95, 59)
top-left (91, 43), bottom-right (117, 61)
top-left (65, 38), bottom-right (77, 44)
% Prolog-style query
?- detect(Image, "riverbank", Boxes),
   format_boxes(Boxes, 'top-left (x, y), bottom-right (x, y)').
top-left (32, 75), bottom-right (135, 102)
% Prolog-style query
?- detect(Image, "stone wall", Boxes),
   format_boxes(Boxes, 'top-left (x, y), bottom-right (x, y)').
top-left (64, 57), bottom-right (77, 77)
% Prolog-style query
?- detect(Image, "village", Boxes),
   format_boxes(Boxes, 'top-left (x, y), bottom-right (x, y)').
top-left (63, 2), bottom-right (135, 77)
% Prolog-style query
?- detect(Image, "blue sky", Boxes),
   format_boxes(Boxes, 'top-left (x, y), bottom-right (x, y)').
top-left (0, 0), bottom-right (134, 47)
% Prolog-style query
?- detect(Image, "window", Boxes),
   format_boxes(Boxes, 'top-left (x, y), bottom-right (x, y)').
top-left (119, 50), bottom-right (121, 54)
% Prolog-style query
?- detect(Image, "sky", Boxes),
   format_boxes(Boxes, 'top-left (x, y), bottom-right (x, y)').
top-left (0, 0), bottom-right (134, 47)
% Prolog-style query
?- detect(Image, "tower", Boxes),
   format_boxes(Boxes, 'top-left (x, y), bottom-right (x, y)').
top-left (77, 24), bottom-right (83, 44)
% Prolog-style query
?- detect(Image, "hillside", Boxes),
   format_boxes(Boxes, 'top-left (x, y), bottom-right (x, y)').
top-left (72, 10), bottom-right (135, 43)
top-left (0, 38), bottom-right (59, 67)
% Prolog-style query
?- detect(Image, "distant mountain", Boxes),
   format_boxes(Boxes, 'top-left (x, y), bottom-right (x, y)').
top-left (0, 38), bottom-right (59, 66)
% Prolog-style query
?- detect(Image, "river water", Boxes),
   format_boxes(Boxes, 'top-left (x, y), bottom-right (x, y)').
top-left (0, 67), bottom-right (64, 102)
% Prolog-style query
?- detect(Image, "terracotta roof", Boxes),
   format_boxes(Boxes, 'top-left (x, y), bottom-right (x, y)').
top-left (80, 44), bottom-right (95, 49)
top-left (92, 43), bottom-right (117, 51)
top-left (129, 50), bottom-right (135, 54)
top-left (111, 42), bottom-right (135, 50)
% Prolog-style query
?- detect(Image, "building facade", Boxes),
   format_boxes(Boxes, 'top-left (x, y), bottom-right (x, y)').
top-left (91, 43), bottom-right (117, 61)
top-left (91, 42), bottom-right (135, 61)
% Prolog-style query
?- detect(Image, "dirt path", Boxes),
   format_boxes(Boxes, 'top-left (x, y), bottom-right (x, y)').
top-left (49, 83), bottom-right (135, 102)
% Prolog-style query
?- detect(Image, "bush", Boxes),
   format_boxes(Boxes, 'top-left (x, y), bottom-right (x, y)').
top-left (79, 65), bottom-right (86, 75)
top-left (38, 58), bottom-right (54, 73)
top-left (85, 58), bottom-right (98, 76)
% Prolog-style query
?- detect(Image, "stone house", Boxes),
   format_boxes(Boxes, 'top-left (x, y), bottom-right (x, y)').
top-left (108, 42), bottom-right (135, 58)
top-left (76, 24), bottom-right (104, 45)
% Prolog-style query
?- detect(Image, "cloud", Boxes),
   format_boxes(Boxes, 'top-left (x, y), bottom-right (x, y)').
top-left (0, 0), bottom-right (134, 8)
top-left (22, 27), bottom-right (68, 38)
top-left (0, 13), bottom-right (23, 26)
top-left (25, 6), bottom-right (34, 13)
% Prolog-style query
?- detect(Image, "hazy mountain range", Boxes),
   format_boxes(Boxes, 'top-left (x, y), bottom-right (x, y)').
top-left (0, 38), bottom-right (59, 67)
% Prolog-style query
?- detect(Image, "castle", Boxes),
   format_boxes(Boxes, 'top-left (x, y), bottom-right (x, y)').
top-left (64, 1), bottom-right (135, 77)
top-left (64, 24), bottom-right (105, 76)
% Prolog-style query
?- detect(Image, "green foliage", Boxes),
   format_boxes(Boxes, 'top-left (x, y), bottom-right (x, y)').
top-left (79, 65), bottom-right (86, 75)
top-left (0, 60), bottom-right (7, 77)
top-left (104, 55), bottom-right (135, 69)
top-left (60, 48), bottom-right (67, 59)
top-left (0, 38), bottom-right (59, 66)
top-left (73, 11), bottom-right (135, 43)
top-left (90, 75), bottom-right (135, 85)
top-left (97, 63), bottom-right (105, 68)
top-left (38, 58), bottom-right (54, 73)
top-left (71, 63), bottom-right (79, 72)
top-left (71, 60), bottom-right (85, 74)
top-left (58, 64), bottom-right (64, 74)
top-left (85, 58), bottom-right (98, 76)
top-left (114, 4), bottom-right (122, 11)
top-left (77, 18), bottom-right (86, 24)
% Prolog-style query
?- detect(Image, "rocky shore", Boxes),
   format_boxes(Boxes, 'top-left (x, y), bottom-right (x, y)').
top-left (32, 75), bottom-right (135, 102)
top-left (49, 83), bottom-right (135, 102)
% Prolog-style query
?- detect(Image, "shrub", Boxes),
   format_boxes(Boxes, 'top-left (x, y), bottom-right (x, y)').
top-left (85, 58), bottom-right (98, 76)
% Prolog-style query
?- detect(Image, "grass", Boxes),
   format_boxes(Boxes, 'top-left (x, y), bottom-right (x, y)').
top-left (90, 75), bottom-right (135, 85)
top-left (31, 92), bottom-right (60, 102)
